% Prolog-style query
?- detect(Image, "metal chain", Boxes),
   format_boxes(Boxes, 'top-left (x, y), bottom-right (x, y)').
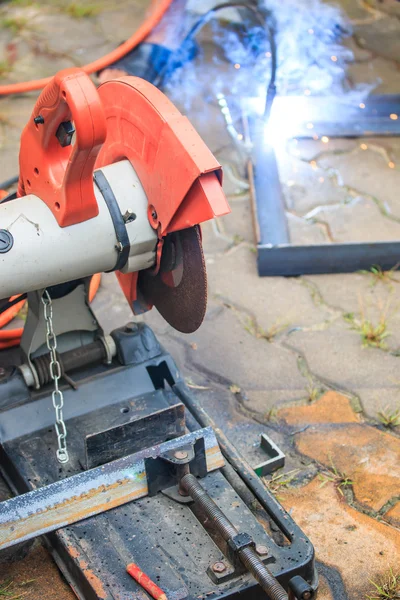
top-left (42, 290), bottom-right (69, 464)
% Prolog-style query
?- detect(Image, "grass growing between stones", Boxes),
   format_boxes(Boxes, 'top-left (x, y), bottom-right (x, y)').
top-left (0, 60), bottom-right (11, 78)
top-left (244, 315), bottom-right (290, 343)
top-left (318, 458), bottom-right (354, 497)
top-left (359, 264), bottom-right (400, 288)
top-left (377, 406), bottom-right (400, 429)
top-left (1, 16), bottom-right (29, 33)
top-left (264, 469), bottom-right (300, 500)
top-left (63, 2), bottom-right (101, 18)
top-left (366, 568), bottom-right (400, 600)
top-left (344, 302), bottom-right (391, 350)
top-left (0, 580), bottom-right (31, 599)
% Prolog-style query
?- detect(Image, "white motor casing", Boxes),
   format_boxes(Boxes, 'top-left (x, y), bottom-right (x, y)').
top-left (0, 160), bottom-right (158, 299)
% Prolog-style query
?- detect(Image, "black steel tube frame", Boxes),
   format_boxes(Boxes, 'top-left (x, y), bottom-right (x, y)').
top-left (249, 94), bottom-right (400, 276)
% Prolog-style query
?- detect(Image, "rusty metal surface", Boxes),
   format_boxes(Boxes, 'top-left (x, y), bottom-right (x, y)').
top-left (0, 427), bottom-right (224, 552)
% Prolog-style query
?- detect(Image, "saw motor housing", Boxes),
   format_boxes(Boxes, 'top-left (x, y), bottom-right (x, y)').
top-left (1, 68), bottom-right (230, 334)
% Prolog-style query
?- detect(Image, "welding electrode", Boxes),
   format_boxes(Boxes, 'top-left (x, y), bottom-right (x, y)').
top-left (126, 563), bottom-right (168, 600)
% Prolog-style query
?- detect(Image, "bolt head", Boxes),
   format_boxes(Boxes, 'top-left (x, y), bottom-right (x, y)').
top-left (302, 593), bottom-right (312, 600)
top-left (255, 544), bottom-right (269, 556)
top-left (56, 121), bottom-right (75, 147)
top-left (212, 561), bottom-right (227, 573)
top-left (123, 209), bottom-right (136, 224)
top-left (174, 450), bottom-right (188, 460)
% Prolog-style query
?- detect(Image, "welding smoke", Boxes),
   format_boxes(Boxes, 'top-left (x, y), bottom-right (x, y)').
top-left (164, 0), bottom-right (374, 125)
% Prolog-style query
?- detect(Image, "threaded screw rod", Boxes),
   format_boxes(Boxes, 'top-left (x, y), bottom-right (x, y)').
top-left (181, 474), bottom-right (288, 600)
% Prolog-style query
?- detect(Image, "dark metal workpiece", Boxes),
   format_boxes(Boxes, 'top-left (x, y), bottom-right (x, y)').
top-left (249, 94), bottom-right (400, 276)
top-left (272, 94), bottom-right (400, 138)
top-left (253, 433), bottom-right (285, 477)
top-left (85, 402), bottom-right (185, 469)
top-left (0, 427), bottom-right (222, 551)
top-left (181, 473), bottom-right (288, 600)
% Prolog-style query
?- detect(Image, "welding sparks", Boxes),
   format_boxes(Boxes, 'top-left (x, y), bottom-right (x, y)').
top-left (234, 63), bottom-right (240, 70)
top-left (359, 103), bottom-right (365, 109)
top-left (321, 136), bottom-right (329, 143)
top-left (304, 89), bottom-right (311, 96)
top-left (360, 143), bottom-right (368, 150)
top-left (331, 56), bottom-right (338, 62)
top-left (306, 123), bottom-right (314, 129)
top-left (308, 28), bottom-right (314, 34)
top-left (310, 160), bottom-right (317, 170)
top-left (390, 113), bottom-right (398, 121)
top-left (388, 162), bottom-right (395, 169)
top-left (319, 177), bottom-right (325, 183)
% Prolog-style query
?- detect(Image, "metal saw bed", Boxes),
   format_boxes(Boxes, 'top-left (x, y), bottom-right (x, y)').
top-left (0, 323), bottom-right (317, 600)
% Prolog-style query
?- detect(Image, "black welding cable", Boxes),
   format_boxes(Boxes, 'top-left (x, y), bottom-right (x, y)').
top-left (0, 294), bottom-right (27, 316)
top-left (154, 2), bottom-right (277, 119)
top-left (0, 5), bottom-right (278, 188)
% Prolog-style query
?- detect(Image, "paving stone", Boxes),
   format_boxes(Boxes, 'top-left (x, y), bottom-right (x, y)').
top-left (282, 477), bottom-right (400, 600)
top-left (32, 12), bottom-right (110, 61)
top-left (305, 195), bottom-right (400, 243)
top-left (91, 273), bottom-right (136, 334)
top-left (245, 389), bottom-right (309, 415)
top-left (295, 423), bottom-right (400, 511)
top-left (145, 299), bottom-right (307, 392)
top-left (318, 145), bottom-right (400, 221)
top-left (206, 245), bottom-right (335, 334)
top-left (291, 138), bottom-right (359, 163)
top-left (304, 272), bottom-right (400, 359)
top-left (366, 136), bottom-right (400, 164)
top-left (352, 387), bottom-right (400, 423)
top-left (305, 271), bottom-right (393, 314)
top-left (354, 17), bottom-right (400, 62)
top-left (365, 0), bottom-right (400, 18)
top-left (97, 2), bottom-right (149, 45)
top-left (326, 0), bottom-right (374, 21)
top-left (278, 391), bottom-right (360, 425)
top-left (343, 35), bottom-right (373, 62)
top-left (282, 170), bottom-right (348, 216)
top-left (384, 501), bottom-right (400, 528)
top-left (216, 199), bottom-right (255, 246)
top-left (317, 575), bottom-right (335, 600)
top-left (287, 213), bottom-right (330, 244)
top-left (347, 55), bottom-right (400, 94)
top-left (0, 96), bottom-right (36, 177)
top-left (0, 544), bottom-right (74, 599)
top-left (287, 323), bottom-right (400, 390)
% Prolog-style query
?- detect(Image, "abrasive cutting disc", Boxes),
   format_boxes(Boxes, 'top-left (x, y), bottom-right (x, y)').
top-left (138, 226), bottom-right (207, 334)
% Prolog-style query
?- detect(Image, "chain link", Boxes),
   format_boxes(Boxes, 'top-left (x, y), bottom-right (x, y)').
top-left (42, 290), bottom-right (69, 464)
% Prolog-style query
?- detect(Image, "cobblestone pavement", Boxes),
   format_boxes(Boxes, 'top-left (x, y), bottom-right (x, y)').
top-left (0, 0), bottom-right (399, 599)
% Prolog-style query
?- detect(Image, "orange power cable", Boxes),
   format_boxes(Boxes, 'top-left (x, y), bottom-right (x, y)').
top-left (0, 1), bottom-right (172, 346)
top-left (0, 274), bottom-right (102, 349)
top-left (0, 0), bottom-right (174, 96)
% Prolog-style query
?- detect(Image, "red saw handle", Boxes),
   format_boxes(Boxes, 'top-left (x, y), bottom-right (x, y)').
top-left (18, 68), bottom-right (107, 227)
